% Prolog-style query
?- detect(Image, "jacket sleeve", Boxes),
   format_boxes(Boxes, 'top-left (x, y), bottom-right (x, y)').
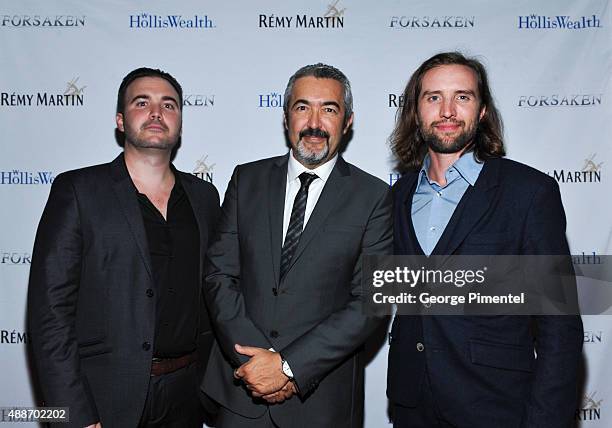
top-left (27, 173), bottom-right (99, 428)
top-left (522, 177), bottom-right (583, 427)
top-left (280, 187), bottom-right (393, 395)
top-left (204, 166), bottom-right (273, 366)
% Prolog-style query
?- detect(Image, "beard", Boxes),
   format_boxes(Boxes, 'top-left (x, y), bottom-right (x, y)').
top-left (123, 120), bottom-right (180, 150)
top-left (293, 127), bottom-right (330, 166)
top-left (420, 119), bottom-right (479, 154)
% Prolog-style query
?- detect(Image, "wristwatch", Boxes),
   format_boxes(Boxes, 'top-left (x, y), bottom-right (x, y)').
top-left (280, 354), bottom-right (294, 380)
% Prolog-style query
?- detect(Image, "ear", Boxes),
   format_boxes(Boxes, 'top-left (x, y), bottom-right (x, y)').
top-left (116, 113), bottom-right (125, 132)
top-left (283, 113), bottom-right (288, 131)
top-left (342, 112), bottom-right (354, 134)
top-left (479, 105), bottom-right (486, 121)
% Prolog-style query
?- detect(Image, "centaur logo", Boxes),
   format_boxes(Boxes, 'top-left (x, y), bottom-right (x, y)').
top-left (575, 391), bottom-right (602, 421)
top-left (192, 155), bottom-right (215, 183)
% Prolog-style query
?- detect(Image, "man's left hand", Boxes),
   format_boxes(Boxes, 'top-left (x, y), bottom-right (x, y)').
top-left (262, 380), bottom-right (297, 404)
top-left (234, 344), bottom-right (288, 395)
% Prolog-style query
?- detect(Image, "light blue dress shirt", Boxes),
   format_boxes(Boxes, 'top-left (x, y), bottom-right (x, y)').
top-left (412, 153), bottom-right (484, 256)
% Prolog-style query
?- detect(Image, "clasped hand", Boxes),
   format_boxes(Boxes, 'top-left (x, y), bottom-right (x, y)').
top-left (233, 344), bottom-right (297, 404)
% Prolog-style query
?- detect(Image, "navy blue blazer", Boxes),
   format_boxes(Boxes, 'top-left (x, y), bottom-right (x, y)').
top-left (387, 157), bottom-right (583, 428)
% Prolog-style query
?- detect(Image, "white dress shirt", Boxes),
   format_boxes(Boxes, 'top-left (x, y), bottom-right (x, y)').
top-left (282, 150), bottom-right (338, 244)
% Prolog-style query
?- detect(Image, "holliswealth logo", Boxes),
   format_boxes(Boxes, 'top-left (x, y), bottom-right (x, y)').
top-left (130, 13), bottom-right (215, 29)
top-left (1, 77), bottom-right (85, 107)
top-left (259, 92), bottom-right (283, 108)
top-left (518, 14), bottom-right (601, 29)
top-left (0, 170), bottom-right (55, 185)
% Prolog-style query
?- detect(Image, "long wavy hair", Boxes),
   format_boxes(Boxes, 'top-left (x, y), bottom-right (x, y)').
top-left (390, 52), bottom-right (505, 173)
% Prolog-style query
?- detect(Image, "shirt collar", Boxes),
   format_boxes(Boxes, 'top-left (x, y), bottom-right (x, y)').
top-left (287, 149), bottom-right (338, 184)
top-left (416, 152), bottom-right (483, 191)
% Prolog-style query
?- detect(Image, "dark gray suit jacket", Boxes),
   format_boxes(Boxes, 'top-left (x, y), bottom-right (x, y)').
top-left (27, 154), bottom-right (220, 428)
top-left (202, 154), bottom-right (392, 427)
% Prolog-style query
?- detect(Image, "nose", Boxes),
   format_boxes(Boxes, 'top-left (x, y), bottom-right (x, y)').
top-left (307, 108), bottom-right (321, 129)
top-left (440, 98), bottom-right (456, 119)
top-left (149, 102), bottom-right (162, 120)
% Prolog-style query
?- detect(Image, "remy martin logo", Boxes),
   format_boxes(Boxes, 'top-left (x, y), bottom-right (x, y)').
top-left (258, 1), bottom-right (345, 29)
top-left (324, 0), bottom-right (346, 18)
top-left (65, 77), bottom-right (86, 96)
top-left (192, 155), bottom-right (215, 183)
top-left (1, 78), bottom-right (85, 107)
top-left (575, 391), bottom-right (602, 421)
top-left (549, 153), bottom-right (602, 183)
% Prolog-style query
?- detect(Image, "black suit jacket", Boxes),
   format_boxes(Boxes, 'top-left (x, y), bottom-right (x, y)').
top-left (388, 157), bottom-right (583, 428)
top-left (202, 154), bottom-right (392, 427)
top-left (27, 154), bottom-right (220, 428)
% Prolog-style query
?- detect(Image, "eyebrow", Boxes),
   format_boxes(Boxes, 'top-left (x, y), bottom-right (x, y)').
top-left (129, 94), bottom-right (179, 106)
top-left (291, 99), bottom-right (341, 109)
top-left (421, 89), bottom-right (477, 98)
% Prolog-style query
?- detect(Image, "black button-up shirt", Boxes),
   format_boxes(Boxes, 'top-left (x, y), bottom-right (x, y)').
top-left (136, 175), bottom-right (200, 358)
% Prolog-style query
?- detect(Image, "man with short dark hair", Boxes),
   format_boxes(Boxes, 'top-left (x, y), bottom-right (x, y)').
top-left (387, 52), bottom-right (583, 428)
top-left (202, 63), bottom-right (392, 427)
top-left (28, 67), bottom-right (220, 427)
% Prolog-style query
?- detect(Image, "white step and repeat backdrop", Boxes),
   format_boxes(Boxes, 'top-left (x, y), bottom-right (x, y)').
top-left (1, 0), bottom-right (611, 426)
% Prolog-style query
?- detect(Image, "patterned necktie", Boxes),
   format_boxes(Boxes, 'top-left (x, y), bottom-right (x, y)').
top-left (280, 172), bottom-right (318, 279)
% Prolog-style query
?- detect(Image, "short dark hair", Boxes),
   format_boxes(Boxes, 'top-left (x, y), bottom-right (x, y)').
top-left (390, 52), bottom-right (505, 173)
top-left (283, 63), bottom-right (353, 125)
top-left (116, 67), bottom-right (183, 114)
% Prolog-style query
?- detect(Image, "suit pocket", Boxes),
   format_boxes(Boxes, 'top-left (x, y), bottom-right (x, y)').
top-left (77, 336), bottom-right (111, 358)
top-left (470, 339), bottom-right (534, 372)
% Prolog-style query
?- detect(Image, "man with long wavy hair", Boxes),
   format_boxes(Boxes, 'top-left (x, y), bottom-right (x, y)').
top-left (387, 52), bottom-right (582, 428)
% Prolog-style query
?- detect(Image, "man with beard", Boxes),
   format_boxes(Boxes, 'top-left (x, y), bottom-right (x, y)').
top-left (28, 68), bottom-right (220, 427)
top-left (202, 63), bottom-right (392, 427)
top-left (387, 52), bottom-right (583, 427)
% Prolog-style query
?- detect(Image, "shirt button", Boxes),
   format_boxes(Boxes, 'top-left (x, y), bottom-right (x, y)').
top-left (416, 342), bottom-right (425, 352)
top-left (270, 330), bottom-right (279, 338)
top-left (142, 342), bottom-right (151, 351)
top-left (146, 289), bottom-right (154, 297)
top-left (430, 226), bottom-right (436, 231)
top-left (437, 191), bottom-right (442, 197)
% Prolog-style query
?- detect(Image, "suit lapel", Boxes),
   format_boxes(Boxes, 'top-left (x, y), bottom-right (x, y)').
top-left (283, 157), bottom-right (350, 274)
top-left (432, 159), bottom-right (500, 256)
top-left (269, 156), bottom-right (288, 287)
top-left (180, 172), bottom-right (208, 280)
top-left (109, 153), bottom-right (154, 282)
top-left (397, 173), bottom-right (425, 255)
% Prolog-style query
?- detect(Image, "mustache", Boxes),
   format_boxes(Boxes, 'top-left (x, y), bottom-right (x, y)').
top-left (431, 119), bottom-right (465, 127)
top-left (299, 127), bottom-right (329, 140)
top-left (142, 119), bottom-right (168, 131)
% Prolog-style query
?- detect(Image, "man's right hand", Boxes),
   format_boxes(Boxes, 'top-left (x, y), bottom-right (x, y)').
top-left (85, 423), bottom-right (101, 428)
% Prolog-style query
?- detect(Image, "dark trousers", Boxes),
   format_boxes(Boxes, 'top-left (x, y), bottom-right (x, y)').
top-left (216, 406), bottom-right (278, 428)
top-left (138, 362), bottom-right (206, 428)
top-left (392, 368), bottom-right (456, 428)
